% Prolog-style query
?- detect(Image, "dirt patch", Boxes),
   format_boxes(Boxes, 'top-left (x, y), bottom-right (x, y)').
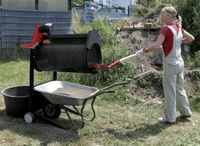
top-left (118, 28), bottom-right (164, 104)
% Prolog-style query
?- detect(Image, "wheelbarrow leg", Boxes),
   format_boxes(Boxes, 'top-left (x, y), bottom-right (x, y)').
top-left (64, 109), bottom-right (78, 129)
top-left (90, 97), bottom-right (97, 121)
top-left (72, 106), bottom-right (81, 115)
top-left (79, 100), bottom-right (88, 128)
top-left (61, 105), bottom-right (84, 128)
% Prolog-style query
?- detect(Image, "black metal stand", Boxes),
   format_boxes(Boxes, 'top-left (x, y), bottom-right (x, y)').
top-left (23, 28), bottom-right (111, 129)
top-left (29, 49), bottom-right (35, 112)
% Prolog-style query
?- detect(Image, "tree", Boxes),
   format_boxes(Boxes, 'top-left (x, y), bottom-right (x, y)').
top-left (72, 0), bottom-right (84, 5)
top-left (177, 0), bottom-right (200, 51)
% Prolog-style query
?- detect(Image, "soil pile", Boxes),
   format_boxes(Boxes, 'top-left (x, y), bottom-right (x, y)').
top-left (118, 25), bottom-right (200, 104)
top-left (119, 29), bottom-right (164, 104)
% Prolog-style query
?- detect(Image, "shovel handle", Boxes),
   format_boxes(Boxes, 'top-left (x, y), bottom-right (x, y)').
top-left (120, 54), bottom-right (137, 62)
top-left (107, 60), bottom-right (121, 68)
top-left (89, 49), bottom-right (144, 71)
top-left (88, 60), bottom-right (120, 71)
top-left (120, 48), bottom-right (144, 63)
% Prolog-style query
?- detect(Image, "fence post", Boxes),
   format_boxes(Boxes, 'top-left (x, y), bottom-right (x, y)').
top-left (35, 0), bottom-right (38, 10)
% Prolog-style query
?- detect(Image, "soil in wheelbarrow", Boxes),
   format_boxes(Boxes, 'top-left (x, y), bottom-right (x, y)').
top-left (53, 88), bottom-right (93, 98)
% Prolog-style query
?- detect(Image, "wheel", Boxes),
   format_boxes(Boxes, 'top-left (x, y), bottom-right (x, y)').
top-left (24, 112), bottom-right (35, 124)
top-left (42, 103), bottom-right (61, 119)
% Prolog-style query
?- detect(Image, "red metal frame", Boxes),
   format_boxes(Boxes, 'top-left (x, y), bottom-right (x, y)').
top-left (20, 25), bottom-right (44, 49)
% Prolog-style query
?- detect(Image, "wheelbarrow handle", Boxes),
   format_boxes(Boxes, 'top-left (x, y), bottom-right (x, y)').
top-left (90, 81), bottom-right (128, 97)
top-left (78, 81), bottom-right (128, 128)
top-left (100, 81), bottom-right (128, 91)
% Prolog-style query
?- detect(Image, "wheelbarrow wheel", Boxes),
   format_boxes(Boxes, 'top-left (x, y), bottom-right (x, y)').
top-left (42, 103), bottom-right (61, 119)
top-left (24, 112), bottom-right (35, 124)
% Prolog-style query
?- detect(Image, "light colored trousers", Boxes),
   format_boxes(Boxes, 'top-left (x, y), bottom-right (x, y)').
top-left (163, 62), bottom-right (192, 122)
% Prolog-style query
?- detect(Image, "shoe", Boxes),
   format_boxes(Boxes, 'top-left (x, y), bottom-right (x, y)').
top-left (158, 117), bottom-right (175, 124)
top-left (180, 115), bottom-right (192, 119)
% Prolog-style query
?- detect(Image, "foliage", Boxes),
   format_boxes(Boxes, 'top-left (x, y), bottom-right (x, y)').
top-left (72, 0), bottom-right (84, 5)
top-left (133, 4), bottom-right (151, 17)
top-left (136, 0), bottom-right (178, 8)
top-left (176, 0), bottom-right (200, 51)
top-left (190, 97), bottom-right (200, 112)
top-left (137, 0), bottom-right (159, 8)
top-left (135, 0), bottom-right (178, 17)
top-left (72, 0), bottom-right (94, 5)
top-left (185, 51), bottom-right (200, 69)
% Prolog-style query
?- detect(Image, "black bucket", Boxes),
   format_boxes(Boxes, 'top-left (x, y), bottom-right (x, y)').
top-left (1, 86), bottom-right (30, 117)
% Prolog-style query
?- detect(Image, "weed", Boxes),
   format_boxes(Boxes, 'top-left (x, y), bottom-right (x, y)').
top-left (185, 50), bottom-right (200, 69)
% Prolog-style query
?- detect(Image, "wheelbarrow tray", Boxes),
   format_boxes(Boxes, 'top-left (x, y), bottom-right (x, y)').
top-left (34, 81), bottom-right (99, 106)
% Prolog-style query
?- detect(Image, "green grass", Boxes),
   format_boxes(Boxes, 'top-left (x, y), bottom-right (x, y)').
top-left (0, 59), bottom-right (52, 89)
top-left (0, 59), bottom-right (200, 146)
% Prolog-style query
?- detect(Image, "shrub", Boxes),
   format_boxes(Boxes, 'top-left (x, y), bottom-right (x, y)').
top-left (135, 0), bottom-right (177, 17)
top-left (185, 50), bottom-right (200, 69)
top-left (177, 0), bottom-right (200, 52)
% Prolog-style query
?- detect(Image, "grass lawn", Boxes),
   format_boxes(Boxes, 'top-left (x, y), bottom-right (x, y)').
top-left (0, 60), bottom-right (200, 146)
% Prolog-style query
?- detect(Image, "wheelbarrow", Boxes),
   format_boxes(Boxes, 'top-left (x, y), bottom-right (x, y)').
top-left (24, 81), bottom-right (127, 128)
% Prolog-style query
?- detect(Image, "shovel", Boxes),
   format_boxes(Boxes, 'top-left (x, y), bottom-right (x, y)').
top-left (89, 48), bottom-right (145, 71)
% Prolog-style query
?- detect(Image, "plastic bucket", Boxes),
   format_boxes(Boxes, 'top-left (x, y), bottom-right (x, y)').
top-left (1, 86), bottom-right (30, 117)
